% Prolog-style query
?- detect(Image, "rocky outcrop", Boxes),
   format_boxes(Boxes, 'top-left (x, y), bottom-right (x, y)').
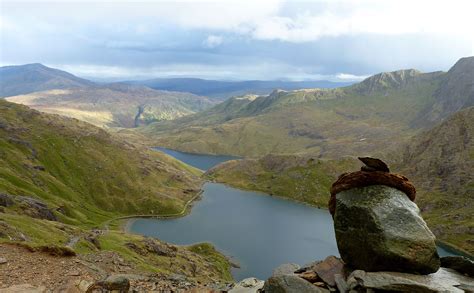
top-left (263, 256), bottom-right (474, 292)
top-left (264, 274), bottom-right (329, 293)
top-left (334, 185), bottom-right (439, 274)
top-left (17, 196), bottom-right (57, 221)
top-left (347, 268), bottom-right (474, 292)
top-left (0, 193), bottom-right (14, 207)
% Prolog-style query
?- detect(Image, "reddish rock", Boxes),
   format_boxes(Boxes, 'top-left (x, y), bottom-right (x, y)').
top-left (312, 256), bottom-right (344, 287)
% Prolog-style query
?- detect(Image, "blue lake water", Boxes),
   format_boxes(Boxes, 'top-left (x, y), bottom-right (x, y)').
top-left (154, 147), bottom-right (239, 170)
top-left (129, 147), bottom-right (460, 280)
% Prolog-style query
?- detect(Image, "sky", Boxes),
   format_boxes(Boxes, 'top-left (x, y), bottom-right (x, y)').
top-left (1, 0), bottom-right (473, 81)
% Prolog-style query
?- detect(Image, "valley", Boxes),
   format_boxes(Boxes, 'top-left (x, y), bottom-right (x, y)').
top-left (0, 57), bottom-right (472, 291)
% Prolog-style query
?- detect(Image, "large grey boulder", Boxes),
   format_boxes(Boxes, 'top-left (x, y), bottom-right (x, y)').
top-left (263, 275), bottom-right (329, 293)
top-left (347, 268), bottom-right (474, 292)
top-left (334, 185), bottom-right (440, 274)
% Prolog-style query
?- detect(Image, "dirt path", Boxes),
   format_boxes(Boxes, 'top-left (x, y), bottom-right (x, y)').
top-left (0, 244), bottom-right (216, 292)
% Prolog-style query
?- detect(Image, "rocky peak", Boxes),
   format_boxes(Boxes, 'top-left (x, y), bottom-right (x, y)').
top-left (354, 69), bottom-right (422, 94)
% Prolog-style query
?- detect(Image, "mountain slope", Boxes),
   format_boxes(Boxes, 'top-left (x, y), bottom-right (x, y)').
top-left (0, 63), bottom-right (93, 97)
top-left (395, 106), bottom-right (474, 253)
top-left (141, 57), bottom-right (473, 157)
top-left (0, 99), bottom-right (202, 226)
top-left (128, 78), bottom-right (353, 100)
top-left (7, 83), bottom-right (216, 128)
top-left (0, 100), bottom-right (235, 283)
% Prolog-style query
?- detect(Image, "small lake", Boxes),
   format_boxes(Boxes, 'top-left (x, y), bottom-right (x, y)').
top-left (130, 147), bottom-right (460, 280)
top-left (154, 147), bottom-right (239, 170)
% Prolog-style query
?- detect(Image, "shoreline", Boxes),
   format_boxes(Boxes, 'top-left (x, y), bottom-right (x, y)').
top-left (103, 188), bottom-right (203, 233)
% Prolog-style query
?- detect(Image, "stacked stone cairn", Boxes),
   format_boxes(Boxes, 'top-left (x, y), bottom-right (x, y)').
top-left (262, 157), bottom-right (474, 292)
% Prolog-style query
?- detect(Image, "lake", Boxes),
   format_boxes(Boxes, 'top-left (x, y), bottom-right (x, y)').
top-left (154, 147), bottom-right (239, 170)
top-left (129, 147), bottom-right (459, 280)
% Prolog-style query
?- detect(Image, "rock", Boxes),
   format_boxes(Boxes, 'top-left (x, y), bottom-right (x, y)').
top-left (358, 157), bottom-right (390, 172)
top-left (347, 268), bottom-right (474, 293)
top-left (76, 279), bottom-right (94, 292)
top-left (0, 257), bottom-right (7, 264)
top-left (264, 275), bottom-right (329, 293)
top-left (298, 271), bottom-right (319, 283)
top-left (334, 274), bottom-right (348, 293)
top-left (85, 234), bottom-right (101, 250)
top-left (1, 284), bottom-right (46, 292)
top-left (17, 196), bottom-right (57, 221)
top-left (272, 263), bottom-right (301, 276)
top-left (144, 237), bottom-right (177, 257)
top-left (441, 256), bottom-right (474, 277)
top-left (229, 277), bottom-right (265, 292)
top-left (334, 185), bottom-right (440, 274)
top-left (0, 193), bottom-right (14, 207)
top-left (312, 256), bottom-right (344, 287)
top-left (87, 275), bottom-right (130, 293)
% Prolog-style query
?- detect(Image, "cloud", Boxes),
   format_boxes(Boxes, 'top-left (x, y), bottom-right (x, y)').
top-left (203, 35), bottom-right (223, 48)
top-left (1, 0), bottom-right (473, 80)
top-left (335, 73), bottom-right (369, 81)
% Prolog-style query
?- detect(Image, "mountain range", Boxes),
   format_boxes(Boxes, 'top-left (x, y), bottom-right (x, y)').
top-left (1, 63), bottom-right (352, 128)
top-left (1, 64), bottom-right (216, 128)
top-left (127, 78), bottom-right (353, 100)
top-left (141, 57), bottom-right (474, 158)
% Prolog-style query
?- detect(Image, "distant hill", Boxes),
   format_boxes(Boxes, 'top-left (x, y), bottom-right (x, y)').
top-left (0, 63), bottom-right (93, 97)
top-left (2, 64), bottom-right (217, 128)
top-left (7, 83), bottom-right (216, 128)
top-left (141, 57), bottom-right (474, 157)
top-left (128, 78), bottom-right (353, 100)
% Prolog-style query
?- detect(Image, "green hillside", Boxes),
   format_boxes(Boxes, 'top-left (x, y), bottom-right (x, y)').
top-left (0, 100), bottom-right (232, 281)
top-left (140, 57), bottom-right (472, 158)
top-left (206, 155), bottom-right (359, 207)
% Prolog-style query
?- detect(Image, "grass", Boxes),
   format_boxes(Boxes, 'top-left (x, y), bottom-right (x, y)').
top-left (207, 155), bottom-right (359, 207)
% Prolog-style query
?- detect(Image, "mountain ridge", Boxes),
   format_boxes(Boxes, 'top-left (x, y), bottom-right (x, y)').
top-left (140, 57), bottom-right (473, 157)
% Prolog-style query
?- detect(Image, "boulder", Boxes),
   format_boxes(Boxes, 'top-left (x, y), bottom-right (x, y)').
top-left (272, 263), bottom-right (300, 276)
top-left (263, 275), bottom-right (329, 293)
top-left (229, 277), bottom-right (265, 293)
top-left (86, 275), bottom-right (130, 293)
top-left (0, 257), bottom-right (7, 264)
top-left (441, 256), bottom-right (474, 277)
top-left (347, 268), bottom-right (474, 292)
top-left (311, 256), bottom-right (345, 287)
top-left (334, 185), bottom-right (440, 274)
